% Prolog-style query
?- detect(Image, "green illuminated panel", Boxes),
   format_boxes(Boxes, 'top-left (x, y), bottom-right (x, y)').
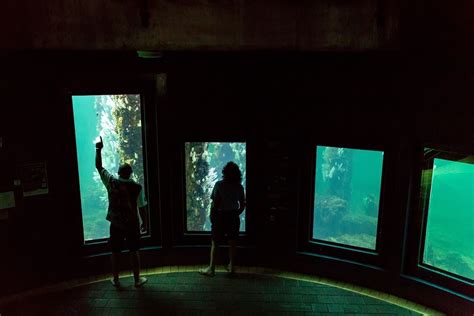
top-left (313, 146), bottom-right (384, 250)
top-left (72, 95), bottom-right (145, 242)
top-left (423, 158), bottom-right (474, 280)
top-left (185, 142), bottom-right (246, 232)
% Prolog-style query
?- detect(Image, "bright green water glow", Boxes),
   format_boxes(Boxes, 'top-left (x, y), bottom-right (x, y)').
top-left (313, 146), bottom-right (384, 250)
top-left (72, 95), bottom-right (145, 242)
top-left (185, 142), bottom-right (246, 232)
top-left (423, 158), bottom-right (474, 280)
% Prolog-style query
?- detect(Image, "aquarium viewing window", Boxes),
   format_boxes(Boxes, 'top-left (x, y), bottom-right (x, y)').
top-left (185, 142), bottom-right (246, 232)
top-left (72, 94), bottom-right (147, 242)
top-left (312, 146), bottom-right (384, 250)
top-left (420, 150), bottom-right (474, 281)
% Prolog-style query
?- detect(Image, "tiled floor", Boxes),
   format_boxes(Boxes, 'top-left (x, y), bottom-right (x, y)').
top-left (0, 268), bottom-right (436, 315)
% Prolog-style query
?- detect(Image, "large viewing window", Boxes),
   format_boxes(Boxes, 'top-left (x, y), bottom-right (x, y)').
top-left (185, 142), bottom-right (246, 232)
top-left (420, 149), bottom-right (474, 281)
top-left (312, 146), bottom-right (384, 250)
top-left (72, 94), bottom-right (147, 242)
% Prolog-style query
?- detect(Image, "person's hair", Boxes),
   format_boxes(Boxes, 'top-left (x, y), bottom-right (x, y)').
top-left (222, 161), bottom-right (242, 184)
top-left (118, 163), bottom-right (133, 178)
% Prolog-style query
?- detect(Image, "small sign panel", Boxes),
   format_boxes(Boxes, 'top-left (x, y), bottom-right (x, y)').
top-left (0, 191), bottom-right (15, 210)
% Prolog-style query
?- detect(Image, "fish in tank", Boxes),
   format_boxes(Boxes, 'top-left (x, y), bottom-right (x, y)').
top-left (71, 94), bottom-right (146, 242)
top-left (313, 146), bottom-right (384, 250)
top-left (422, 155), bottom-right (474, 280)
top-left (185, 142), bottom-right (246, 232)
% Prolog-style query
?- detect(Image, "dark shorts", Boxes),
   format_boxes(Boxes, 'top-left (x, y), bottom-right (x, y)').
top-left (110, 224), bottom-right (140, 253)
top-left (211, 211), bottom-right (240, 243)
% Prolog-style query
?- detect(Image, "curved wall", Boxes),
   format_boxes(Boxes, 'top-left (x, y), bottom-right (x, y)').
top-left (0, 52), bottom-right (472, 314)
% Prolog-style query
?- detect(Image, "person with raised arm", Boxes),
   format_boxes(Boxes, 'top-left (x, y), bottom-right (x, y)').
top-left (95, 136), bottom-right (148, 288)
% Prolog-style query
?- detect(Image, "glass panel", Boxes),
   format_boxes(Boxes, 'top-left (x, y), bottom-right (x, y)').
top-left (72, 95), bottom-right (146, 242)
top-left (422, 156), bottom-right (474, 280)
top-left (185, 142), bottom-right (246, 232)
top-left (313, 146), bottom-right (384, 250)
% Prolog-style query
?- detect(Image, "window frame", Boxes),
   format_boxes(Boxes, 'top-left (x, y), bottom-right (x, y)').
top-left (297, 140), bottom-right (393, 268)
top-left (403, 146), bottom-right (473, 295)
top-left (66, 79), bottom-right (162, 257)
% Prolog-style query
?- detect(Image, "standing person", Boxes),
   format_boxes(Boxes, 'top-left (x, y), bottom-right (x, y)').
top-left (95, 136), bottom-right (148, 288)
top-left (199, 161), bottom-right (246, 276)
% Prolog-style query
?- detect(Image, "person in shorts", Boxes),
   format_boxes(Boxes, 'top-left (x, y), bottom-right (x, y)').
top-left (95, 136), bottom-right (148, 288)
top-left (199, 161), bottom-right (246, 276)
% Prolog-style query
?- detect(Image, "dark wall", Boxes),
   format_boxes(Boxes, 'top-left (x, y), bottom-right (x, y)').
top-left (0, 51), bottom-right (472, 314)
top-left (0, 0), bottom-right (398, 50)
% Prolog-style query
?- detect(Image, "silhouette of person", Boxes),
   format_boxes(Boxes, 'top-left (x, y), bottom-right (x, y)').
top-left (95, 136), bottom-right (148, 288)
top-left (200, 161), bottom-right (246, 276)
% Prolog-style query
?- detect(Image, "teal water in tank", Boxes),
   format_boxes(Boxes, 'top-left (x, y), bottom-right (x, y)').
top-left (185, 142), bottom-right (246, 232)
top-left (423, 158), bottom-right (474, 280)
top-left (72, 95), bottom-right (144, 242)
top-left (313, 146), bottom-right (384, 250)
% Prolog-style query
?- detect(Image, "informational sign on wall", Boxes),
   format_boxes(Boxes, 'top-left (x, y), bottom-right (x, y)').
top-left (20, 162), bottom-right (49, 197)
top-left (0, 191), bottom-right (14, 220)
top-left (0, 191), bottom-right (15, 209)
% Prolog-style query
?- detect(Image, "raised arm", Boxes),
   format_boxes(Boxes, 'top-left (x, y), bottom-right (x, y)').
top-left (95, 136), bottom-right (104, 171)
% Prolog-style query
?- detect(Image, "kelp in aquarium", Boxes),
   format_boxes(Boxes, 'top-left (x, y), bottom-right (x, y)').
top-left (314, 146), bottom-right (383, 250)
top-left (73, 94), bottom-right (144, 241)
top-left (185, 142), bottom-right (246, 232)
